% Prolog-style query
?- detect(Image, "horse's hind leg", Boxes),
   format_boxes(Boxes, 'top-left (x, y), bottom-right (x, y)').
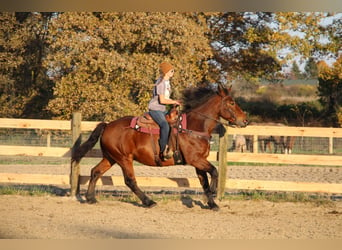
top-left (118, 158), bottom-right (156, 208)
top-left (86, 158), bottom-right (113, 204)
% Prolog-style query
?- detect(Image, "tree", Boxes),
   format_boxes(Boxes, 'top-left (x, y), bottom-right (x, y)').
top-left (207, 12), bottom-right (340, 84)
top-left (208, 12), bottom-right (281, 83)
top-left (1, 11), bottom-right (340, 123)
top-left (291, 61), bottom-right (304, 79)
top-left (317, 57), bottom-right (342, 127)
top-left (304, 57), bottom-right (318, 79)
top-left (45, 12), bottom-right (213, 120)
top-left (275, 13), bottom-right (341, 69)
top-left (0, 12), bottom-right (24, 117)
top-left (0, 12), bottom-right (54, 118)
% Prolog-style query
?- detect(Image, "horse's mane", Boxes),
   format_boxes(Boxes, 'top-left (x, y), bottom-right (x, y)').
top-left (181, 86), bottom-right (217, 113)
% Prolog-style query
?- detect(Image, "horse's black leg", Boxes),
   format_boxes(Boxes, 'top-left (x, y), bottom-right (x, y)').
top-left (119, 158), bottom-right (156, 208)
top-left (195, 168), bottom-right (219, 211)
top-left (86, 158), bottom-right (113, 203)
top-left (194, 160), bottom-right (219, 211)
top-left (209, 165), bottom-right (219, 194)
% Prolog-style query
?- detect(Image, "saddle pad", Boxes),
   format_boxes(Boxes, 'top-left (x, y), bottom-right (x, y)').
top-left (130, 113), bottom-right (187, 135)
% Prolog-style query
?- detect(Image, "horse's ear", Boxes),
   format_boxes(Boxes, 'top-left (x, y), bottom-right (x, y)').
top-left (217, 83), bottom-right (228, 96)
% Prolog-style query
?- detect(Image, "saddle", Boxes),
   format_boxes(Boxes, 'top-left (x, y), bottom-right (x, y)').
top-left (130, 108), bottom-right (187, 134)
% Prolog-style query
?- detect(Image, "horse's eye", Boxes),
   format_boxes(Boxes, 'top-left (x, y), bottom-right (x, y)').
top-left (230, 101), bottom-right (235, 106)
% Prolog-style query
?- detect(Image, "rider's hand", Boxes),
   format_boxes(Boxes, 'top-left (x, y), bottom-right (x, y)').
top-left (174, 100), bottom-right (182, 106)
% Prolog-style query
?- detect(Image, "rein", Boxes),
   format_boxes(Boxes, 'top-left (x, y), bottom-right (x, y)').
top-left (189, 110), bottom-right (237, 128)
top-left (171, 107), bottom-right (212, 141)
top-left (176, 126), bottom-right (211, 141)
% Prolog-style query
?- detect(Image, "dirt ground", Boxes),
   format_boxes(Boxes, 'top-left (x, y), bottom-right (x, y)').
top-left (0, 194), bottom-right (341, 239)
top-left (0, 163), bottom-right (341, 239)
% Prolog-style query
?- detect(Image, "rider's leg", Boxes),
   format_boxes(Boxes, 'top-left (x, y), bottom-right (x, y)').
top-left (149, 110), bottom-right (170, 159)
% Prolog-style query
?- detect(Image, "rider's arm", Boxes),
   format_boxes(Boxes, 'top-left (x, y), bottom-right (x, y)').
top-left (159, 94), bottom-right (181, 105)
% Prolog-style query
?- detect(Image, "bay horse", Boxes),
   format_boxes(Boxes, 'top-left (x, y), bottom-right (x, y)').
top-left (72, 84), bottom-right (248, 210)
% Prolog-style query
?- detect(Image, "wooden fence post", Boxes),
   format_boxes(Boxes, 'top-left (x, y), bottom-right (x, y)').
top-left (70, 112), bottom-right (82, 197)
top-left (329, 136), bottom-right (333, 154)
top-left (217, 122), bottom-right (229, 200)
top-left (47, 131), bottom-right (51, 147)
top-left (253, 134), bottom-right (258, 154)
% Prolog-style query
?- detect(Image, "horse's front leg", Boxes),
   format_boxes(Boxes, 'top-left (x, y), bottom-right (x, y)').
top-left (194, 160), bottom-right (219, 211)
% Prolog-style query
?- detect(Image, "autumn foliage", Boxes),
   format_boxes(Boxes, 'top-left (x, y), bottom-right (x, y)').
top-left (0, 12), bottom-right (341, 126)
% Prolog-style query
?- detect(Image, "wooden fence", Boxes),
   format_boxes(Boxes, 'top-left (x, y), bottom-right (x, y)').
top-left (0, 114), bottom-right (341, 196)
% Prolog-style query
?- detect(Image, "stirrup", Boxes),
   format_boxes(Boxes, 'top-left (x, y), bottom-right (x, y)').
top-left (163, 145), bottom-right (173, 159)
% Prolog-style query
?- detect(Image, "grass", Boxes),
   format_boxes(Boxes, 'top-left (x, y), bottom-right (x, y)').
top-left (76, 189), bottom-right (339, 206)
top-left (0, 184), bottom-right (68, 196)
top-left (0, 184), bottom-right (335, 206)
top-left (222, 190), bottom-right (335, 206)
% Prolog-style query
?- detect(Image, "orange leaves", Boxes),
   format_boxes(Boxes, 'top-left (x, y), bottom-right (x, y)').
top-left (317, 56), bottom-right (342, 81)
top-left (44, 12), bottom-right (213, 120)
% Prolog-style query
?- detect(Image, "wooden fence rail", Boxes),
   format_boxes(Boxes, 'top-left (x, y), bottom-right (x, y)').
top-left (0, 116), bottom-right (341, 195)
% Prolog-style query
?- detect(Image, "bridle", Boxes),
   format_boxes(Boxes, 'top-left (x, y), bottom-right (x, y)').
top-left (189, 97), bottom-right (240, 128)
top-left (172, 96), bottom-right (243, 142)
top-left (189, 110), bottom-right (230, 126)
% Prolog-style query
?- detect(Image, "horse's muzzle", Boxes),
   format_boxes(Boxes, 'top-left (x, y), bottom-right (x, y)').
top-left (236, 119), bottom-right (248, 128)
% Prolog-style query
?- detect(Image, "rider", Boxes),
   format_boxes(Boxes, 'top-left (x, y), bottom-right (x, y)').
top-left (148, 62), bottom-right (181, 161)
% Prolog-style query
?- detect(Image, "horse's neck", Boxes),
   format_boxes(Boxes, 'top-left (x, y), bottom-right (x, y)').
top-left (186, 96), bottom-right (220, 134)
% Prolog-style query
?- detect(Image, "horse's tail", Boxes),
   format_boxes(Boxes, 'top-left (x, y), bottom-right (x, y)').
top-left (71, 122), bottom-right (107, 163)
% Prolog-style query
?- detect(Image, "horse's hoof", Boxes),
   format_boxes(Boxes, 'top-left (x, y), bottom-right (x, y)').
top-left (86, 197), bottom-right (98, 204)
top-left (208, 202), bottom-right (220, 211)
top-left (144, 200), bottom-right (157, 208)
top-left (211, 205), bottom-right (220, 211)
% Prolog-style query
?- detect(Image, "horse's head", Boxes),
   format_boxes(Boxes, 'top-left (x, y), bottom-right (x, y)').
top-left (217, 84), bottom-right (248, 127)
